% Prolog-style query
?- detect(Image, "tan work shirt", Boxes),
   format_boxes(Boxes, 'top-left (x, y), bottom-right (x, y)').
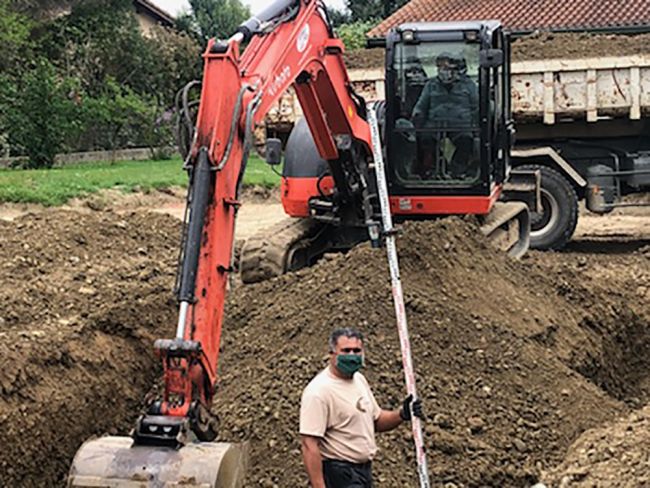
top-left (300, 367), bottom-right (381, 463)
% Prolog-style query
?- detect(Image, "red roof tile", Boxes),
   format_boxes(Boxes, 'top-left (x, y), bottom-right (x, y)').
top-left (369, 0), bottom-right (650, 37)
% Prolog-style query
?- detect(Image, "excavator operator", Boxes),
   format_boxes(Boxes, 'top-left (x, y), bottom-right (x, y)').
top-left (411, 52), bottom-right (478, 180)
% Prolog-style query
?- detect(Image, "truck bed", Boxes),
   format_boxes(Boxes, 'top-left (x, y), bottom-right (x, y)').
top-left (263, 56), bottom-right (650, 130)
top-left (511, 55), bottom-right (650, 124)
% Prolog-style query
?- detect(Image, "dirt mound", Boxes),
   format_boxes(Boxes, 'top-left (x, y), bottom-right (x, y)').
top-left (214, 219), bottom-right (649, 486)
top-left (1, 210), bottom-right (648, 486)
top-left (512, 32), bottom-right (650, 61)
top-left (542, 406), bottom-right (650, 487)
top-left (0, 210), bottom-right (180, 486)
top-left (339, 33), bottom-right (650, 71)
top-left (346, 48), bottom-right (385, 70)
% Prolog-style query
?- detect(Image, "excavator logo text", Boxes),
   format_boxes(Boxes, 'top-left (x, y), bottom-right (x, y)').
top-left (269, 66), bottom-right (291, 97)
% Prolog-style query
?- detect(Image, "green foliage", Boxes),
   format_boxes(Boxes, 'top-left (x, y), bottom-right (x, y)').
top-left (177, 0), bottom-right (251, 44)
top-left (337, 21), bottom-right (376, 50)
top-left (0, 0), bottom-right (32, 72)
top-left (327, 7), bottom-right (351, 28)
top-left (78, 79), bottom-right (156, 151)
top-left (6, 59), bottom-right (80, 168)
top-left (0, 0), bottom-right (203, 163)
top-left (42, 0), bottom-right (152, 95)
top-left (12, 0), bottom-right (80, 19)
top-left (346, 0), bottom-right (409, 22)
top-left (38, 0), bottom-right (201, 107)
top-left (142, 26), bottom-right (203, 106)
top-left (347, 0), bottom-right (381, 23)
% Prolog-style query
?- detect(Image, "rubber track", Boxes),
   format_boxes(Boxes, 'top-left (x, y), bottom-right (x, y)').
top-left (240, 217), bottom-right (317, 284)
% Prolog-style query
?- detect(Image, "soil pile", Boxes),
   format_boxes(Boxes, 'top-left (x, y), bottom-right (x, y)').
top-left (0, 210), bottom-right (180, 486)
top-left (542, 406), bottom-right (650, 487)
top-left (346, 48), bottom-right (385, 70)
top-left (344, 33), bottom-right (650, 71)
top-left (512, 32), bottom-right (650, 61)
top-left (215, 219), bottom-right (649, 487)
top-left (1, 208), bottom-right (648, 486)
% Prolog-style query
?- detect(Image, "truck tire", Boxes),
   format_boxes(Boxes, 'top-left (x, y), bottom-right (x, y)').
top-left (519, 164), bottom-right (579, 250)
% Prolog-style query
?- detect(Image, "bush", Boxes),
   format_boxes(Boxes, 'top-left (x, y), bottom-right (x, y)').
top-left (77, 80), bottom-right (152, 151)
top-left (337, 20), bottom-right (376, 50)
top-left (6, 59), bottom-right (79, 168)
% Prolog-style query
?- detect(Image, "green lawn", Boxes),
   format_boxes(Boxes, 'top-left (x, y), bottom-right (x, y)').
top-left (0, 154), bottom-right (280, 206)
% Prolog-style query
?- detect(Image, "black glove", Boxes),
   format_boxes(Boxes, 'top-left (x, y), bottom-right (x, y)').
top-left (400, 394), bottom-right (423, 421)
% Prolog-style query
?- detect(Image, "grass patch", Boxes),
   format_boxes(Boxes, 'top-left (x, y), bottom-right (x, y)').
top-left (0, 155), bottom-right (280, 206)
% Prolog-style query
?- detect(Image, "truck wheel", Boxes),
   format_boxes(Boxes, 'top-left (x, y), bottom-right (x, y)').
top-left (519, 164), bottom-right (579, 250)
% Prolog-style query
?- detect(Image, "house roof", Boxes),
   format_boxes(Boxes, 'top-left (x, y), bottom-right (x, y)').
top-left (369, 0), bottom-right (650, 38)
top-left (134, 0), bottom-right (175, 27)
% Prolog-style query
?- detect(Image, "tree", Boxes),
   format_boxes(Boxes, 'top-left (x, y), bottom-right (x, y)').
top-left (337, 21), bottom-right (376, 50)
top-left (141, 26), bottom-right (203, 106)
top-left (0, 0), bottom-right (32, 72)
top-left (2, 0), bottom-right (204, 159)
top-left (12, 0), bottom-right (77, 20)
top-left (327, 7), bottom-right (351, 28)
top-left (79, 79), bottom-right (156, 151)
top-left (177, 0), bottom-right (251, 45)
top-left (346, 0), bottom-right (409, 22)
top-left (6, 59), bottom-right (79, 168)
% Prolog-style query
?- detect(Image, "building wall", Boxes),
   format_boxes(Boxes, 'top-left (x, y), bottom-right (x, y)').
top-left (136, 11), bottom-right (158, 36)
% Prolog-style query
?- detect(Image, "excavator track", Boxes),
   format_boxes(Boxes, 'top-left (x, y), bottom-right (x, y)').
top-left (240, 217), bottom-right (321, 284)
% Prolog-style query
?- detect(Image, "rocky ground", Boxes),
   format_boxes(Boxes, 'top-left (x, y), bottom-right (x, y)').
top-left (0, 191), bottom-right (648, 487)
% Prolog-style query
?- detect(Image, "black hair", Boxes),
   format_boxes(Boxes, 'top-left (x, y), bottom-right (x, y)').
top-left (328, 327), bottom-right (364, 352)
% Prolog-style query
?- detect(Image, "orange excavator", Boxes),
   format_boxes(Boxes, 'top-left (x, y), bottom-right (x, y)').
top-left (67, 1), bottom-right (537, 485)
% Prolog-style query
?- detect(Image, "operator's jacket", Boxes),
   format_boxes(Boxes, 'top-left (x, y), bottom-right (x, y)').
top-left (411, 76), bottom-right (478, 129)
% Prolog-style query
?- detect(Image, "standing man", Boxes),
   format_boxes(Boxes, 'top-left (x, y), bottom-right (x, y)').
top-left (300, 328), bottom-right (423, 488)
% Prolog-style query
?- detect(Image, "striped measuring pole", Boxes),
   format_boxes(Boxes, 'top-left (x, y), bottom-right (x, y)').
top-left (367, 109), bottom-right (431, 488)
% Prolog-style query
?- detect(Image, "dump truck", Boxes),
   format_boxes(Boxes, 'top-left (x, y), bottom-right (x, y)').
top-left (262, 35), bottom-right (650, 250)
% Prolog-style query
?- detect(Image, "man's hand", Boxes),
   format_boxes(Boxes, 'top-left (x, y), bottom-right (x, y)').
top-left (399, 394), bottom-right (424, 421)
top-left (412, 112), bottom-right (424, 129)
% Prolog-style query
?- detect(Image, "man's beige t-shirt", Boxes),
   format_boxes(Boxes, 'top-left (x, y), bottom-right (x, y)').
top-left (300, 367), bottom-right (381, 464)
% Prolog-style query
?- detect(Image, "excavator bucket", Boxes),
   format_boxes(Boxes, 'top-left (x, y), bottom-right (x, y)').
top-left (479, 201), bottom-right (531, 259)
top-left (67, 436), bottom-right (248, 487)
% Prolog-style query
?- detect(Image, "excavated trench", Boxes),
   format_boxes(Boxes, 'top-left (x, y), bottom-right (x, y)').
top-left (0, 209), bottom-right (648, 487)
top-left (572, 313), bottom-right (650, 405)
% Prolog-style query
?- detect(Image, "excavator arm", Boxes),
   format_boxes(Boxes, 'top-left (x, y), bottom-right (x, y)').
top-left (68, 1), bottom-right (375, 486)
top-left (163, 0), bottom-right (374, 433)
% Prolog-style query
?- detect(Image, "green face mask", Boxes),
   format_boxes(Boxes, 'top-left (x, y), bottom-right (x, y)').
top-left (336, 354), bottom-right (364, 376)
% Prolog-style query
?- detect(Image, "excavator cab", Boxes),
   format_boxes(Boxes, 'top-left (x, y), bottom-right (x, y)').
top-left (272, 20), bottom-right (531, 281)
top-left (383, 21), bottom-right (513, 216)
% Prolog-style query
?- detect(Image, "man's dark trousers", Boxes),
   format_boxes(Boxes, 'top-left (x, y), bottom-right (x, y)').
top-left (323, 459), bottom-right (373, 488)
